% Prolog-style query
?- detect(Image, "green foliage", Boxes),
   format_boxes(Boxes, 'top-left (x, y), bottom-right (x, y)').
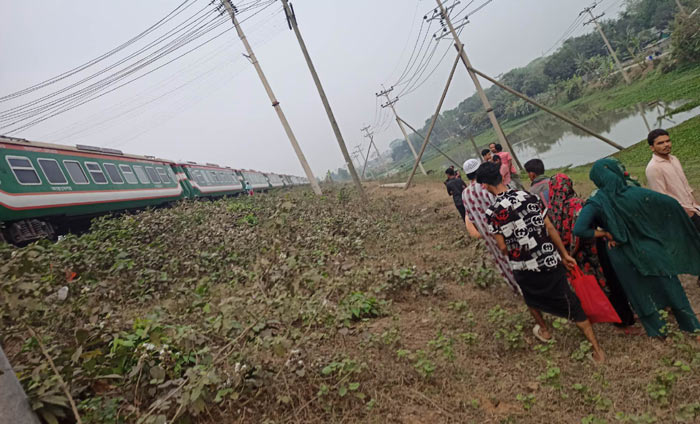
top-left (671, 10), bottom-right (700, 64)
top-left (537, 362), bottom-right (561, 388)
top-left (339, 292), bottom-right (383, 323)
top-left (488, 306), bottom-right (526, 350)
top-left (581, 415), bottom-right (608, 424)
top-left (460, 265), bottom-right (501, 289)
top-left (319, 357), bottom-right (367, 400)
top-left (646, 369), bottom-right (677, 405)
top-left (614, 411), bottom-right (658, 423)
top-left (570, 341), bottom-right (593, 362)
top-left (516, 393), bottom-right (536, 411)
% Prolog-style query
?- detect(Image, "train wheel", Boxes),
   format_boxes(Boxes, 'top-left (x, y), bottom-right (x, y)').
top-left (6, 220), bottom-right (56, 245)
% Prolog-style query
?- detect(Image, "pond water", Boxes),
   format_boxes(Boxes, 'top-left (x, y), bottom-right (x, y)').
top-left (508, 101), bottom-right (700, 169)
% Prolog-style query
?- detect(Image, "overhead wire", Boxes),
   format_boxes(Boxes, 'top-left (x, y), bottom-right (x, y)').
top-left (81, 3), bottom-right (283, 149)
top-left (541, 14), bottom-right (586, 57)
top-left (0, 0), bottom-right (197, 102)
top-left (1, 0), bottom-right (278, 135)
top-left (0, 4), bottom-right (221, 121)
top-left (382, 0), bottom-right (422, 85)
top-left (0, 13), bottom-right (229, 132)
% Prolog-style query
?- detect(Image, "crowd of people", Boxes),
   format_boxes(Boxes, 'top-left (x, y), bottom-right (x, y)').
top-left (446, 131), bottom-right (700, 363)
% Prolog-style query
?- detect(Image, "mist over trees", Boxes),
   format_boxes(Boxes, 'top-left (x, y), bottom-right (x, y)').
top-left (385, 0), bottom-right (695, 165)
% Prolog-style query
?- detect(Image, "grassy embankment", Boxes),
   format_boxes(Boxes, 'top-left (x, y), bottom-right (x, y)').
top-left (3, 178), bottom-right (700, 423)
top-left (412, 64), bottom-right (700, 174)
top-left (560, 113), bottom-right (700, 195)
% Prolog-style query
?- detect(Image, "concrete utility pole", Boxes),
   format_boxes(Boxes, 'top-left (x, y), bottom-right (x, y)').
top-left (361, 141), bottom-right (373, 179)
top-left (281, 0), bottom-right (366, 200)
top-left (465, 129), bottom-right (481, 159)
top-left (432, 0), bottom-right (522, 171)
top-left (405, 51), bottom-right (461, 189)
top-left (352, 145), bottom-right (373, 179)
top-left (397, 117), bottom-right (462, 168)
top-left (361, 125), bottom-right (385, 176)
top-left (582, 5), bottom-right (631, 85)
top-left (464, 65), bottom-right (625, 150)
top-left (220, 0), bottom-right (322, 195)
top-left (377, 86), bottom-right (427, 176)
top-left (582, 3), bottom-right (651, 132)
top-left (361, 125), bottom-right (385, 168)
top-left (1, 345), bottom-right (41, 424)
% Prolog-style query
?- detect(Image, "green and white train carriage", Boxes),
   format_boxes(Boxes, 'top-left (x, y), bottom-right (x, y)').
top-left (239, 169), bottom-right (272, 191)
top-left (0, 136), bottom-right (309, 244)
top-left (0, 136), bottom-right (183, 244)
top-left (178, 162), bottom-right (245, 199)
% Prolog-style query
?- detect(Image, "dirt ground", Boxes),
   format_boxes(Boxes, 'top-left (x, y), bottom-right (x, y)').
top-left (330, 181), bottom-right (700, 424)
top-left (3, 181), bottom-right (700, 424)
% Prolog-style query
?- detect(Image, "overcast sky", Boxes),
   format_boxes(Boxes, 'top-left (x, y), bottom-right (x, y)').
top-left (0, 0), bottom-right (626, 177)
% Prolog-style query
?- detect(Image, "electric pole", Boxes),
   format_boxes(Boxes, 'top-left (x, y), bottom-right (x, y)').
top-left (582, 3), bottom-right (651, 132)
top-left (432, 0), bottom-right (522, 171)
top-left (582, 4), bottom-right (631, 85)
top-left (376, 86), bottom-right (427, 175)
top-left (361, 141), bottom-right (373, 179)
top-left (280, 0), bottom-right (366, 200)
top-left (361, 125), bottom-right (387, 173)
top-left (220, 0), bottom-right (322, 195)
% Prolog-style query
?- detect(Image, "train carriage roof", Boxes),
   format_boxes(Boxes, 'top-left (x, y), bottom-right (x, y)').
top-left (0, 135), bottom-right (175, 164)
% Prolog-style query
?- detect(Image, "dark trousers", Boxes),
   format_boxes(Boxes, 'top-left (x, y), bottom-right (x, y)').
top-left (691, 213), bottom-right (700, 233)
top-left (596, 238), bottom-right (636, 327)
top-left (456, 204), bottom-right (466, 221)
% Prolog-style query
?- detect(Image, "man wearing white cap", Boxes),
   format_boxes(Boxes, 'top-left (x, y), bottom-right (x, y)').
top-left (462, 158), bottom-right (521, 295)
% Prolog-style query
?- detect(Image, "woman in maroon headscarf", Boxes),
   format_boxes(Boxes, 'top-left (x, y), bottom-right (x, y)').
top-left (548, 173), bottom-right (636, 328)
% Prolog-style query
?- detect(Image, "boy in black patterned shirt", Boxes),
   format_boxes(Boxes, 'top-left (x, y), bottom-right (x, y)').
top-left (476, 162), bottom-right (605, 363)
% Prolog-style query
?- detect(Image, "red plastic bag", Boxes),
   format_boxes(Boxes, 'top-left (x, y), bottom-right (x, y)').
top-left (569, 266), bottom-right (621, 324)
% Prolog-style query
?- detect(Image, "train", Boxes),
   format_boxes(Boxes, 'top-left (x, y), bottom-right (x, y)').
top-left (0, 135), bottom-right (308, 245)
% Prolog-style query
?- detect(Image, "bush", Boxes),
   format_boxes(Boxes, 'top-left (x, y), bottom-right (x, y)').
top-left (671, 12), bottom-right (700, 64)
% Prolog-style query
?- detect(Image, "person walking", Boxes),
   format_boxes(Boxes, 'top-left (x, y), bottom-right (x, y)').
top-left (445, 168), bottom-right (467, 221)
top-left (524, 159), bottom-right (551, 207)
top-left (548, 173), bottom-right (636, 328)
top-left (573, 158), bottom-right (700, 338)
top-left (645, 129), bottom-right (700, 232)
top-left (477, 162), bottom-right (606, 362)
top-left (461, 159), bottom-right (521, 295)
top-left (492, 143), bottom-right (524, 190)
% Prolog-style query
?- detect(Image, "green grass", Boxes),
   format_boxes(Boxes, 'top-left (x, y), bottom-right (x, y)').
top-left (553, 115), bottom-right (700, 196)
top-left (568, 65), bottom-right (700, 112)
top-left (408, 65), bottom-right (700, 176)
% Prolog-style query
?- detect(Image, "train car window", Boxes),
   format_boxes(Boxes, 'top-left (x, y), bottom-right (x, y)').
top-left (63, 160), bottom-right (89, 184)
top-left (167, 167), bottom-right (177, 183)
top-left (37, 158), bottom-right (68, 185)
top-left (133, 165), bottom-right (150, 184)
top-left (145, 167), bottom-right (161, 184)
top-left (201, 171), bottom-right (211, 184)
top-left (85, 162), bottom-right (108, 184)
top-left (208, 171), bottom-right (219, 184)
top-left (6, 156), bottom-right (42, 185)
top-left (156, 167), bottom-right (170, 183)
top-left (189, 169), bottom-right (200, 184)
top-left (118, 164), bottom-right (139, 184)
top-left (103, 163), bottom-right (124, 184)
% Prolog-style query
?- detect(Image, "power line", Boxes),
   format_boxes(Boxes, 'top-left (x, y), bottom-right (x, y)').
top-left (0, 5), bottom-right (222, 121)
top-left (0, 0), bottom-right (198, 102)
top-left (541, 15), bottom-right (586, 56)
top-left (0, 13), bottom-right (229, 131)
top-left (1, 1), bottom-right (277, 134)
